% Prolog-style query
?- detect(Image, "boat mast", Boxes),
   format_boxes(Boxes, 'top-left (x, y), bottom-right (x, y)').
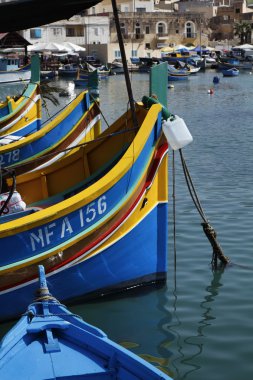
top-left (111, 0), bottom-right (138, 128)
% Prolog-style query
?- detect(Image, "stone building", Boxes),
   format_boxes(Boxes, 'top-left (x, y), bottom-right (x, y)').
top-left (209, 0), bottom-right (253, 42)
top-left (107, 11), bottom-right (210, 62)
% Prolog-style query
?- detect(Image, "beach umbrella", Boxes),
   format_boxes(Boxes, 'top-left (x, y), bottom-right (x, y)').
top-left (28, 42), bottom-right (72, 53)
top-left (160, 46), bottom-right (174, 53)
top-left (191, 45), bottom-right (213, 53)
top-left (173, 44), bottom-right (189, 52)
top-left (234, 44), bottom-right (253, 50)
top-left (62, 42), bottom-right (86, 52)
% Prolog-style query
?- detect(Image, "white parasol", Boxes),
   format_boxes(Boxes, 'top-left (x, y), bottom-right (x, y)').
top-left (61, 42), bottom-right (86, 52)
top-left (28, 42), bottom-right (72, 53)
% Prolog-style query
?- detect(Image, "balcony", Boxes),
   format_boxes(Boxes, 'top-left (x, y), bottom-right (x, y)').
top-left (121, 33), bottom-right (145, 41)
top-left (157, 32), bottom-right (168, 40)
top-left (132, 33), bottom-right (144, 40)
top-left (183, 32), bottom-right (197, 39)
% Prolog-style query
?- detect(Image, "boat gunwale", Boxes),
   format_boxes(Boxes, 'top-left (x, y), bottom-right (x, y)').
top-left (0, 90), bottom-right (88, 152)
top-left (0, 103), bottom-right (162, 236)
top-left (0, 82), bottom-right (39, 124)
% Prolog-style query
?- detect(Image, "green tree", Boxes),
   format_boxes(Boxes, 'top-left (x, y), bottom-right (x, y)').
top-left (234, 21), bottom-right (252, 44)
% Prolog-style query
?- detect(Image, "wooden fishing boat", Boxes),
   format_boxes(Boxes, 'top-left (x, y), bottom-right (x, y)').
top-left (0, 57), bottom-right (31, 84)
top-left (0, 0), bottom-right (184, 327)
top-left (0, 90), bottom-right (101, 175)
top-left (109, 59), bottom-right (124, 74)
top-left (168, 64), bottom-right (190, 81)
top-left (58, 63), bottom-right (79, 77)
top-left (173, 61), bottom-right (200, 75)
top-left (74, 67), bottom-right (99, 96)
top-left (79, 62), bottom-right (110, 80)
top-left (0, 94), bottom-right (169, 321)
top-left (217, 57), bottom-right (252, 70)
top-left (0, 55), bottom-right (41, 137)
top-left (221, 67), bottom-right (239, 77)
top-left (187, 65), bottom-right (201, 74)
top-left (0, 265), bottom-right (172, 379)
top-left (162, 52), bottom-right (203, 68)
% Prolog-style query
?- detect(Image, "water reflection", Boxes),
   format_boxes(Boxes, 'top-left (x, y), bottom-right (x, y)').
top-left (167, 267), bottom-right (224, 380)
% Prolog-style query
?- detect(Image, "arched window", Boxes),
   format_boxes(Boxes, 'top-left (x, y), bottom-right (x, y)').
top-left (156, 21), bottom-right (167, 35)
top-left (120, 22), bottom-right (126, 35)
top-left (135, 22), bottom-right (141, 35)
top-left (185, 21), bottom-right (195, 38)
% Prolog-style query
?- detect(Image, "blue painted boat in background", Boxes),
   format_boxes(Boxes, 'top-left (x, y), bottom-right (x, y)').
top-left (168, 64), bottom-right (190, 81)
top-left (0, 266), bottom-right (172, 379)
top-left (0, 99), bottom-right (168, 322)
top-left (58, 63), bottom-right (79, 77)
top-left (218, 57), bottom-right (252, 70)
top-left (0, 90), bottom-right (101, 175)
top-left (221, 67), bottom-right (239, 77)
top-left (0, 55), bottom-right (41, 137)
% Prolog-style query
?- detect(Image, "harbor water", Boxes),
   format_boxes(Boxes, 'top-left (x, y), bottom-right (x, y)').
top-left (1, 70), bottom-right (253, 379)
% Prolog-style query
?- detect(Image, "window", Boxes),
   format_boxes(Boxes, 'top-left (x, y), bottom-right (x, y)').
top-left (30, 28), bottom-right (42, 38)
top-left (131, 50), bottom-right (137, 57)
top-left (176, 29), bottom-right (179, 34)
top-left (235, 8), bottom-right (240, 13)
top-left (135, 22), bottom-right (141, 35)
top-left (158, 23), bottom-right (164, 34)
top-left (136, 7), bottom-right (145, 12)
top-left (145, 43), bottom-right (151, 49)
top-left (52, 28), bottom-right (62, 36)
top-left (157, 22), bottom-right (167, 35)
top-left (115, 50), bottom-right (121, 58)
top-left (185, 21), bottom-right (194, 38)
top-left (120, 22), bottom-right (126, 35)
top-left (145, 26), bottom-right (150, 34)
top-left (66, 28), bottom-right (75, 37)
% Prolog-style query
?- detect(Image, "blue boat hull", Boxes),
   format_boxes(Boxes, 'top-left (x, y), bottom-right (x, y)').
top-left (0, 202), bottom-right (168, 321)
top-left (0, 266), bottom-right (172, 379)
top-left (0, 92), bottom-right (92, 170)
top-left (168, 74), bottom-right (188, 81)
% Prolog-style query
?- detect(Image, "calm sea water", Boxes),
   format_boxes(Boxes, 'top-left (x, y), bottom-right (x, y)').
top-left (1, 70), bottom-right (253, 380)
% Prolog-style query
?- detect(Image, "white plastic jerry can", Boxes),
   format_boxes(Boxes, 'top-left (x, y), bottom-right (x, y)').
top-left (162, 115), bottom-right (193, 150)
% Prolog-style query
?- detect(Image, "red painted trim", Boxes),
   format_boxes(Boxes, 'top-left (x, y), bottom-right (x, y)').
top-left (1, 143), bottom-right (168, 291)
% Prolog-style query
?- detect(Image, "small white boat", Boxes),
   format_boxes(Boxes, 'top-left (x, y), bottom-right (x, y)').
top-left (58, 63), bottom-right (79, 77)
top-left (188, 65), bottom-right (201, 74)
top-left (0, 57), bottom-right (31, 84)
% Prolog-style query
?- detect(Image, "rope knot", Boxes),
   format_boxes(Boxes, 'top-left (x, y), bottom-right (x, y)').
top-left (201, 222), bottom-right (229, 267)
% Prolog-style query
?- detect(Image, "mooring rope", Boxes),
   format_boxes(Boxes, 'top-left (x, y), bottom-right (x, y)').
top-left (179, 148), bottom-right (229, 268)
top-left (172, 150), bottom-right (177, 273)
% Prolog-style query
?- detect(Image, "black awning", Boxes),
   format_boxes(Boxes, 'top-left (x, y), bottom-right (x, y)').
top-left (0, 0), bottom-right (103, 32)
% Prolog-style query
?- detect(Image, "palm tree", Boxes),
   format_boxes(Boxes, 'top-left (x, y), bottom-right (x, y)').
top-left (234, 21), bottom-right (252, 44)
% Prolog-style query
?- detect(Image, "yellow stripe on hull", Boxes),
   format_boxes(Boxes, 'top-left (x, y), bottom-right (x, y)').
top-left (76, 148), bottom-right (169, 264)
top-left (0, 144), bottom-right (168, 275)
top-left (1, 104), bottom-right (157, 235)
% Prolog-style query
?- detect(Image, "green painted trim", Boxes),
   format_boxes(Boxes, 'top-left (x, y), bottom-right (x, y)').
top-left (31, 54), bottom-right (40, 83)
top-left (149, 62), bottom-right (168, 107)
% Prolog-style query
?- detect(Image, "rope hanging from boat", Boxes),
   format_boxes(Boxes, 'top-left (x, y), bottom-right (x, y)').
top-left (0, 168), bottom-right (16, 216)
top-left (172, 150), bottom-right (177, 275)
top-left (179, 149), bottom-right (229, 268)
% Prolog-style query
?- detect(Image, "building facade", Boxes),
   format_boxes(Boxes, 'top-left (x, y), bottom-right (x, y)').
top-left (3, 0), bottom-right (253, 63)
